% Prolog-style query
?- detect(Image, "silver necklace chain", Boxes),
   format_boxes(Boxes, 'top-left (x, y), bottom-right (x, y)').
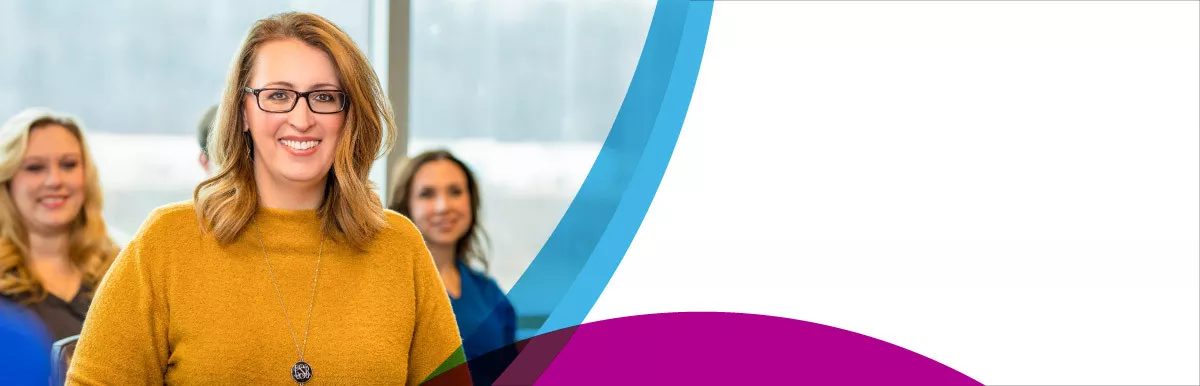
top-left (254, 221), bottom-right (323, 364)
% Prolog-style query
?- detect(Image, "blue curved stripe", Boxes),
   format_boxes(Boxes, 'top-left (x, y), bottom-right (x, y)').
top-left (454, 0), bottom-right (712, 355)
top-left (443, 1), bottom-right (713, 373)
top-left (502, 0), bottom-right (694, 337)
top-left (536, 0), bottom-right (713, 334)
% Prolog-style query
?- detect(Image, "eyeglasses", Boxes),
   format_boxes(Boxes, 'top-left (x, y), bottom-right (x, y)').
top-left (244, 87), bottom-right (348, 114)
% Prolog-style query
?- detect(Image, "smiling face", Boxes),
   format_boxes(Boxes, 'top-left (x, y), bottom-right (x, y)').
top-left (407, 159), bottom-right (475, 249)
top-left (243, 38), bottom-right (346, 192)
top-left (7, 124), bottom-right (86, 235)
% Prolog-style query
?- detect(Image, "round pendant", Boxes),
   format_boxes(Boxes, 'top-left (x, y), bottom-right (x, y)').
top-left (292, 361), bottom-right (313, 383)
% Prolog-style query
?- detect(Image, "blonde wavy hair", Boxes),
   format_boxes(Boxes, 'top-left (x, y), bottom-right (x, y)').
top-left (195, 12), bottom-right (396, 250)
top-left (0, 108), bottom-right (119, 304)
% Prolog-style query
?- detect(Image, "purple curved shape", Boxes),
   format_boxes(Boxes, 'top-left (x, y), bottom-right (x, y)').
top-left (533, 312), bottom-right (983, 386)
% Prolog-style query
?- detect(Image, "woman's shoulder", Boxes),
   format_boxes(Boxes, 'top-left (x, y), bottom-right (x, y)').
top-left (102, 201), bottom-right (209, 286)
top-left (379, 209), bottom-right (423, 244)
top-left (460, 262), bottom-right (511, 305)
top-left (368, 210), bottom-right (430, 259)
top-left (145, 200), bottom-right (197, 222)
top-left (127, 201), bottom-right (203, 246)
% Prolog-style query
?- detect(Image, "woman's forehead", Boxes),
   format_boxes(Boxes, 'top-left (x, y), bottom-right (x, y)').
top-left (24, 125), bottom-right (81, 157)
top-left (249, 39), bottom-right (340, 89)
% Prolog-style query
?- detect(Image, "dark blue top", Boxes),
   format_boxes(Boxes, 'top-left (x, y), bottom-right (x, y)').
top-left (450, 260), bottom-right (517, 385)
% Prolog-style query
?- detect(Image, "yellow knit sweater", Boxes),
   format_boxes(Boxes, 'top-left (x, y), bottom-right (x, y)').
top-left (66, 202), bottom-right (466, 385)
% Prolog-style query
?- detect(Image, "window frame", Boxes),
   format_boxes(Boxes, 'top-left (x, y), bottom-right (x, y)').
top-left (377, 0), bottom-right (410, 204)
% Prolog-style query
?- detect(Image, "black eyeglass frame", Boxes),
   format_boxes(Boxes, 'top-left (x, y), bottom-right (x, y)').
top-left (243, 87), bottom-right (349, 114)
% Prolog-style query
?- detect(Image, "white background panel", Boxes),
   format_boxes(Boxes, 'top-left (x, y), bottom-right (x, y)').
top-left (587, 1), bottom-right (1200, 384)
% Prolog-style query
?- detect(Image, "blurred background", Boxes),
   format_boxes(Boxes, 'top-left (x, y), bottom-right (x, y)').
top-left (0, 0), bottom-right (655, 339)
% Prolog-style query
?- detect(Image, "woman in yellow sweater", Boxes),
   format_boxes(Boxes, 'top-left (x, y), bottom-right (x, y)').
top-left (67, 12), bottom-right (468, 385)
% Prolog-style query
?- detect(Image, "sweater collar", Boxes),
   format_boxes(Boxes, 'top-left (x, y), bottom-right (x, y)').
top-left (247, 206), bottom-right (325, 253)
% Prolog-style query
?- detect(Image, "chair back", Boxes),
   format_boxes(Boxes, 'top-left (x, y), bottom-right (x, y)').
top-left (50, 334), bottom-right (80, 386)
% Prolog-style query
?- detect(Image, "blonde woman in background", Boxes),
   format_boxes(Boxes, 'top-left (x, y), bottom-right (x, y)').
top-left (67, 12), bottom-right (467, 385)
top-left (0, 107), bottom-right (119, 342)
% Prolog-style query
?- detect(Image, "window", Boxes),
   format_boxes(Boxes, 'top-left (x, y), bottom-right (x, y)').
top-left (409, 0), bottom-right (656, 336)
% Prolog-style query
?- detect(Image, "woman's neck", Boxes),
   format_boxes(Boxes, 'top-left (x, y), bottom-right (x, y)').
top-left (27, 231), bottom-right (82, 301)
top-left (429, 244), bottom-right (458, 273)
top-left (430, 244), bottom-right (462, 299)
top-left (254, 163), bottom-right (327, 210)
top-left (259, 189), bottom-right (324, 210)
top-left (28, 231), bottom-right (70, 264)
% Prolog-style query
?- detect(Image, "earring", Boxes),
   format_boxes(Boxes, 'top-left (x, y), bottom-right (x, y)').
top-left (244, 131), bottom-right (254, 158)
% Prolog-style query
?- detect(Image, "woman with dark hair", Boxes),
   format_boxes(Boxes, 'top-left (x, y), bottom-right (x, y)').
top-left (390, 149), bottom-right (517, 385)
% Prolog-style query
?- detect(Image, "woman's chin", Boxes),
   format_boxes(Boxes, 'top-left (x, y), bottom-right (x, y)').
top-left (279, 170), bottom-right (331, 186)
top-left (28, 216), bottom-right (76, 234)
top-left (426, 235), bottom-right (463, 249)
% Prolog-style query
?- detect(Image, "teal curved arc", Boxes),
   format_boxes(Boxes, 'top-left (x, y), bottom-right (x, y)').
top-left (494, 0), bottom-right (714, 337)
top-left (538, 0), bottom-right (713, 334)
